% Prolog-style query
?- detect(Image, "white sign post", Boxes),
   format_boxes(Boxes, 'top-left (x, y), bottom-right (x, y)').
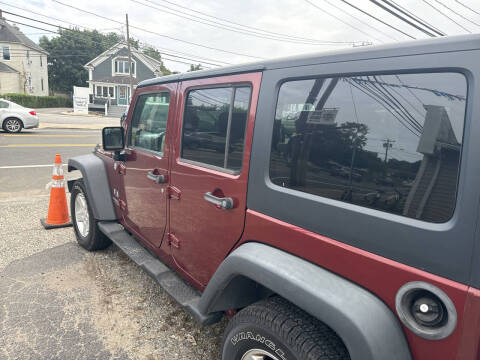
top-left (73, 86), bottom-right (89, 114)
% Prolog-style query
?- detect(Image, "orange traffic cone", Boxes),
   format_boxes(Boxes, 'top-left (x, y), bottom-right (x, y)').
top-left (41, 154), bottom-right (72, 229)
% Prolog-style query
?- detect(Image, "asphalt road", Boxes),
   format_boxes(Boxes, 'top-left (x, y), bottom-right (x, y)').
top-left (0, 128), bottom-right (101, 197)
top-left (0, 125), bottom-right (226, 359)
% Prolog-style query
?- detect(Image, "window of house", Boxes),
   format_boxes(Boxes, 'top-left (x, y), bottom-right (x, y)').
top-left (96, 85), bottom-right (114, 98)
top-left (2, 46), bottom-right (10, 60)
top-left (269, 73), bottom-right (467, 223)
top-left (26, 50), bottom-right (30, 60)
top-left (41, 79), bottom-right (44, 91)
top-left (115, 59), bottom-right (135, 75)
top-left (40, 56), bottom-right (43, 67)
top-left (129, 92), bottom-right (170, 153)
top-left (181, 86), bottom-right (251, 172)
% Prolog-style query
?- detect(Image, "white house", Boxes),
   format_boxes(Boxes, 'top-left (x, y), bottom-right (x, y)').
top-left (0, 15), bottom-right (49, 96)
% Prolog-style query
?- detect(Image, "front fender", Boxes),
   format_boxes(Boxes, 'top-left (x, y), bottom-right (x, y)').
top-left (68, 153), bottom-right (117, 221)
top-left (197, 242), bottom-right (411, 360)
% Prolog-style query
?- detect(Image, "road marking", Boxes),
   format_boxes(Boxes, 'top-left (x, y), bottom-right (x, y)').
top-left (0, 144), bottom-right (97, 148)
top-left (0, 164), bottom-right (67, 169)
top-left (0, 134), bottom-right (96, 137)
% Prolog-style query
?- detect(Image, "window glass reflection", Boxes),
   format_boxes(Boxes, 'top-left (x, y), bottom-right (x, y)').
top-left (270, 73), bottom-right (467, 223)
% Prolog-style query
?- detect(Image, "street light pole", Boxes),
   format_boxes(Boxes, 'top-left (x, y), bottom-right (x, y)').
top-left (125, 14), bottom-right (134, 104)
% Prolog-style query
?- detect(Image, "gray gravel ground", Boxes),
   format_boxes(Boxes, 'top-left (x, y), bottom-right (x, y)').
top-left (0, 193), bottom-right (227, 359)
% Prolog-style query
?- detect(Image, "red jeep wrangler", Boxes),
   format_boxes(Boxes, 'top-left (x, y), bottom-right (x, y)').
top-left (68, 35), bottom-right (480, 360)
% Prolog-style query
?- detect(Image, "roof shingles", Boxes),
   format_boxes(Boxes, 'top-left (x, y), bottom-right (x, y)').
top-left (0, 62), bottom-right (18, 73)
top-left (0, 17), bottom-right (48, 54)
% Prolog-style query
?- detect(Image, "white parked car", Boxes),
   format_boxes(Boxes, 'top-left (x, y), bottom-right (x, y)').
top-left (0, 98), bottom-right (39, 133)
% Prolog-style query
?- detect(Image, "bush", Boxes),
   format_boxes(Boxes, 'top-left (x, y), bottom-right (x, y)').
top-left (1, 93), bottom-right (73, 108)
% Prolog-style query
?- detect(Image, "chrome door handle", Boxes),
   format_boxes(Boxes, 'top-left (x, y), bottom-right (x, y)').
top-left (204, 192), bottom-right (234, 210)
top-left (147, 171), bottom-right (165, 184)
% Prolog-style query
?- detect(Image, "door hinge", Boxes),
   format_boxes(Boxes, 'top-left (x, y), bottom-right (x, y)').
top-left (167, 185), bottom-right (181, 200)
top-left (167, 233), bottom-right (180, 249)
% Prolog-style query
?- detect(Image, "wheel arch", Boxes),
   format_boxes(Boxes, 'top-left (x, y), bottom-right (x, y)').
top-left (67, 153), bottom-right (117, 221)
top-left (196, 242), bottom-right (412, 360)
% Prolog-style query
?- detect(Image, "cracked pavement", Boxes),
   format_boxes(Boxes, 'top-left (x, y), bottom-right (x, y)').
top-left (0, 194), bottom-right (227, 359)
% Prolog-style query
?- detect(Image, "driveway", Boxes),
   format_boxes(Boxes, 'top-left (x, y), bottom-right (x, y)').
top-left (0, 195), bottom-right (227, 359)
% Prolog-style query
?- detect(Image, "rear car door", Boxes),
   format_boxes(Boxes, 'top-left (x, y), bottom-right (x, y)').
top-left (169, 73), bottom-right (261, 286)
top-left (121, 84), bottom-right (176, 247)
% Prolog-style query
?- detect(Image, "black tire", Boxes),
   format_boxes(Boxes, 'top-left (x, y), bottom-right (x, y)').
top-left (2, 117), bottom-right (23, 133)
top-left (70, 179), bottom-right (111, 251)
top-left (222, 297), bottom-right (350, 360)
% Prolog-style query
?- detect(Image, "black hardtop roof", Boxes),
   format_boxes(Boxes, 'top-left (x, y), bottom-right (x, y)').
top-left (138, 34), bottom-right (480, 89)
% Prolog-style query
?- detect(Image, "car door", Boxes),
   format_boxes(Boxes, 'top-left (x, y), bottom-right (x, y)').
top-left (169, 73), bottom-right (261, 286)
top-left (121, 84), bottom-right (176, 247)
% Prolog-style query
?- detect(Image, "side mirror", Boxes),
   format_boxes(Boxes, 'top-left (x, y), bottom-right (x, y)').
top-left (102, 127), bottom-right (124, 151)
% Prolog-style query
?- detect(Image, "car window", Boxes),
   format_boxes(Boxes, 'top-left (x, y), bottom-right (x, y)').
top-left (128, 92), bottom-right (170, 154)
top-left (270, 73), bottom-right (467, 223)
top-left (181, 86), bottom-right (251, 172)
top-left (0, 100), bottom-right (9, 109)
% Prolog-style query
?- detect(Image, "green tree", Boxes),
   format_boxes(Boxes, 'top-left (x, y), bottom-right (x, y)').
top-left (188, 64), bottom-right (202, 72)
top-left (39, 29), bottom-right (121, 93)
top-left (141, 46), bottom-right (174, 75)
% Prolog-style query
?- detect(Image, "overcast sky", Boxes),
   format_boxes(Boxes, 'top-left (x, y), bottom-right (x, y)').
top-left (4, 0), bottom-right (480, 72)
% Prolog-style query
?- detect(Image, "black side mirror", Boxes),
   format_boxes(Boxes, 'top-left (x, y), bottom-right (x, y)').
top-left (102, 127), bottom-right (124, 151)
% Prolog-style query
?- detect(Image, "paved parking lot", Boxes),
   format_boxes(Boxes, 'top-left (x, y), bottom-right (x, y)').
top-left (0, 123), bottom-right (226, 359)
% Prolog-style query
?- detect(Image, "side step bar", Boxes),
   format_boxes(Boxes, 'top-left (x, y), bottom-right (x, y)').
top-left (98, 222), bottom-right (222, 325)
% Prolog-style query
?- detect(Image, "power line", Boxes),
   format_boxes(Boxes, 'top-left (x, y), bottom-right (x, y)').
top-left (132, 0), bottom-right (358, 46)
top-left (2, 17), bottom-right (223, 68)
top-left (350, 80), bottom-right (421, 137)
top-left (1, 10), bottom-right (83, 33)
top-left (421, 0), bottom-right (472, 33)
top-left (455, 0), bottom-right (480, 16)
top-left (1, 18), bottom-right (58, 34)
top-left (381, 0), bottom-right (446, 36)
top-left (138, 44), bottom-right (221, 67)
top-left (321, 0), bottom-right (398, 41)
top-left (2, 2), bottom-right (233, 66)
top-left (432, 0), bottom-right (480, 28)
top-left (303, 0), bottom-right (380, 43)
top-left (0, 1), bottom-right (94, 31)
top-left (149, 0), bottom-right (350, 44)
top-left (369, 0), bottom-right (438, 37)
top-left (139, 0), bottom-right (358, 45)
top-left (338, 0), bottom-right (417, 39)
top-left (53, 0), bottom-right (264, 60)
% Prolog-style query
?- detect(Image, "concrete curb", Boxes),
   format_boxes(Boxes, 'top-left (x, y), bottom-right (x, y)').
top-left (38, 123), bottom-right (109, 130)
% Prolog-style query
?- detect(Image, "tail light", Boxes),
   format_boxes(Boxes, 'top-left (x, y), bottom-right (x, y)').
top-left (29, 110), bottom-right (36, 116)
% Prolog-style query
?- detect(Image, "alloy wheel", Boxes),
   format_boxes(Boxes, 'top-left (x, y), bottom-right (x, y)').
top-left (5, 119), bottom-right (21, 132)
top-left (241, 349), bottom-right (280, 360)
top-left (75, 193), bottom-right (90, 237)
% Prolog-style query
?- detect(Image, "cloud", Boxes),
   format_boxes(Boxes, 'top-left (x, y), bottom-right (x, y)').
top-left (6, 0), bottom-right (479, 72)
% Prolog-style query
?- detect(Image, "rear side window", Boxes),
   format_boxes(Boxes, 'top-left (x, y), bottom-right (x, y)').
top-left (129, 92), bottom-right (170, 154)
top-left (270, 73), bottom-right (467, 223)
top-left (0, 100), bottom-right (9, 108)
top-left (181, 86), bottom-right (251, 172)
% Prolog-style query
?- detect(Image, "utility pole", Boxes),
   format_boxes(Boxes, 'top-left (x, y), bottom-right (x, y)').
top-left (125, 14), bottom-right (134, 105)
top-left (383, 138), bottom-right (395, 178)
top-left (383, 139), bottom-right (395, 164)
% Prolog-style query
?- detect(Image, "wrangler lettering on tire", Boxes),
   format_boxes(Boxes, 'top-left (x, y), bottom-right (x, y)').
top-left (222, 297), bottom-right (349, 360)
